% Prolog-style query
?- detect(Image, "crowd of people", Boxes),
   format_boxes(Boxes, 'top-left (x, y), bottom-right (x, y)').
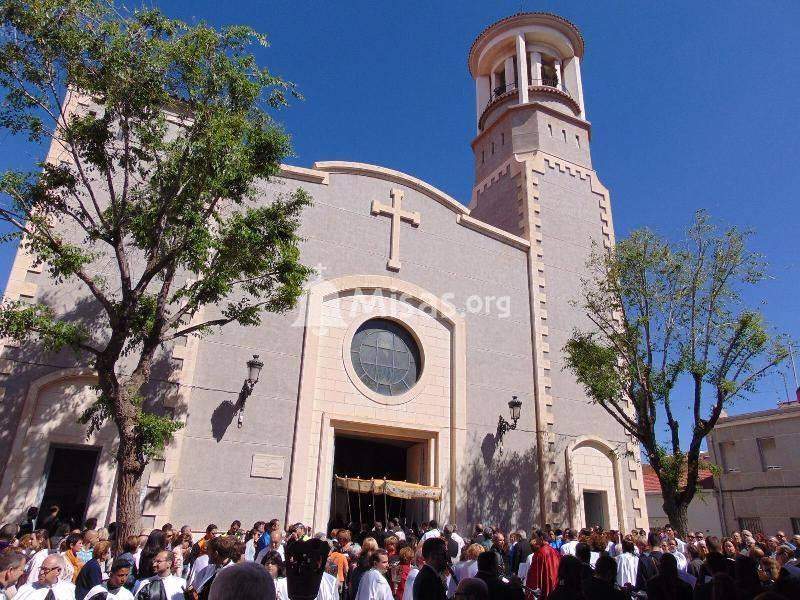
top-left (1, 506), bottom-right (799, 600)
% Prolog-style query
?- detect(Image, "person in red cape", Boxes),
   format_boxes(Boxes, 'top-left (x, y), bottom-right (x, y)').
top-left (524, 531), bottom-right (560, 600)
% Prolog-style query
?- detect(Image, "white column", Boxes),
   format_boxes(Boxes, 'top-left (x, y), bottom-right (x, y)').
top-left (572, 56), bottom-right (586, 117)
top-left (530, 51), bottom-right (542, 86)
top-left (504, 56), bottom-right (515, 92)
top-left (554, 59), bottom-right (563, 90)
top-left (475, 75), bottom-right (490, 132)
top-left (516, 34), bottom-right (529, 104)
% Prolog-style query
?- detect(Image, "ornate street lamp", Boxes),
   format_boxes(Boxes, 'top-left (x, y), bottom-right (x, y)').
top-left (496, 395), bottom-right (522, 445)
top-left (237, 354), bottom-right (264, 428)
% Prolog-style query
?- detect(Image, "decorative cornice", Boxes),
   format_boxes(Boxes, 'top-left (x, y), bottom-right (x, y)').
top-left (278, 164), bottom-right (330, 185)
top-left (313, 161), bottom-right (468, 215)
top-left (456, 214), bottom-right (530, 251)
top-left (468, 12), bottom-right (585, 76)
top-left (477, 86), bottom-right (582, 131)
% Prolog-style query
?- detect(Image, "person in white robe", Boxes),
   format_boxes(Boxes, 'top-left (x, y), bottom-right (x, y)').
top-left (14, 554), bottom-right (76, 600)
top-left (447, 558), bottom-right (478, 597)
top-left (315, 572), bottom-right (338, 600)
top-left (260, 551), bottom-right (287, 600)
top-left (355, 550), bottom-right (393, 600)
top-left (85, 559), bottom-right (135, 600)
top-left (26, 547), bottom-right (50, 584)
top-left (664, 539), bottom-right (688, 572)
top-left (133, 551), bottom-right (186, 600)
top-left (614, 541), bottom-right (639, 590)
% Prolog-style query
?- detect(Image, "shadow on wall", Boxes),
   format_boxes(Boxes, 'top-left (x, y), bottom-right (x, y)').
top-left (210, 400), bottom-right (238, 442)
top-left (459, 433), bottom-right (538, 532)
top-left (0, 288), bottom-right (188, 523)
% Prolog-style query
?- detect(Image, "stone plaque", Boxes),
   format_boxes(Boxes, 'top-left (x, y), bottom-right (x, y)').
top-left (250, 454), bottom-right (285, 479)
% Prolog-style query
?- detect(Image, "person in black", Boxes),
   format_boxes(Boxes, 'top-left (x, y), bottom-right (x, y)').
top-left (40, 505), bottom-right (61, 538)
top-left (548, 555), bottom-right (585, 600)
top-left (693, 553), bottom-right (733, 600)
top-left (19, 507), bottom-right (39, 536)
top-left (635, 533), bottom-right (661, 591)
top-left (489, 534), bottom-right (509, 577)
top-left (646, 553), bottom-right (692, 600)
top-left (573, 543), bottom-right (593, 594)
top-left (509, 531), bottom-right (531, 578)
top-left (583, 555), bottom-right (626, 600)
top-left (475, 551), bottom-right (524, 600)
top-left (413, 537), bottom-right (448, 600)
top-left (733, 555), bottom-right (762, 600)
top-left (443, 525), bottom-right (460, 563)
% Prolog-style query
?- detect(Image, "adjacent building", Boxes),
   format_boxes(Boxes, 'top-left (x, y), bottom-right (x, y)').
top-left (642, 459), bottom-right (722, 537)
top-left (706, 400), bottom-right (800, 535)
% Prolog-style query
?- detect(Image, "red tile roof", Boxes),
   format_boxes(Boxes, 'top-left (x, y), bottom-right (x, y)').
top-left (641, 463), bottom-right (715, 494)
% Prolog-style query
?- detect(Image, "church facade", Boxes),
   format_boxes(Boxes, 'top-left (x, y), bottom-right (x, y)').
top-left (0, 13), bottom-right (648, 533)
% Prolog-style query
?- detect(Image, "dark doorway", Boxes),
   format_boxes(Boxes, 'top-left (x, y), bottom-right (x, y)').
top-left (40, 445), bottom-right (101, 528)
top-left (330, 434), bottom-right (418, 531)
top-left (583, 490), bottom-right (607, 530)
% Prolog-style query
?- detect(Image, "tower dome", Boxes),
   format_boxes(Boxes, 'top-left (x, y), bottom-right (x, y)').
top-left (468, 12), bottom-right (587, 132)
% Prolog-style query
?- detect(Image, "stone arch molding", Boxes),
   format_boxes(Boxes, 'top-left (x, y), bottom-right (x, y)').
top-left (286, 275), bottom-right (467, 528)
top-left (0, 368), bottom-right (120, 522)
top-left (565, 435), bottom-right (629, 533)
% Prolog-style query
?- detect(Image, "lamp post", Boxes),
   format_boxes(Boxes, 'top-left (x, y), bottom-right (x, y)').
top-left (496, 395), bottom-right (522, 446)
top-left (237, 354), bottom-right (264, 428)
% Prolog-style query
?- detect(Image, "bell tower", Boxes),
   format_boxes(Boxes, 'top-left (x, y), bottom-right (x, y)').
top-left (468, 12), bottom-right (591, 232)
top-left (465, 14), bottom-right (649, 531)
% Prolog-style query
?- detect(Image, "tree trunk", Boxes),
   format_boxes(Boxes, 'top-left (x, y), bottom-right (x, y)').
top-left (662, 495), bottom-right (689, 538)
top-left (114, 432), bottom-right (143, 554)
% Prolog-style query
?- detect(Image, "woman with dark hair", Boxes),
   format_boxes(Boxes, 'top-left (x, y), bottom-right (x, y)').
top-left (735, 555), bottom-right (763, 600)
top-left (138, 529), bottom-right (168, 580)
top-left (261, 550), bottom-right (287, 600)
top-left (645, 553), bottom-right (692, 600)
top-left (62, 532), bottom-right (85, 583)
top-left (548, 555), bottom-right (585, 600)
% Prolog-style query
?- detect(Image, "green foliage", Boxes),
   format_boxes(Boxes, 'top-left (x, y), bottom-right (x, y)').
top-left (564, 210), bottom-right (790, 516)
top-left (0, 300), bottom-right (88, 352)
top-left (0, 0), bottom-right (311, 488)
top-left (136, 411), bottom-right (183, 460)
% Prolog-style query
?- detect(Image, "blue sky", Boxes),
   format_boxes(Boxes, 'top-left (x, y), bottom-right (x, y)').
top-left (2, 1), bottom-right (799, 439)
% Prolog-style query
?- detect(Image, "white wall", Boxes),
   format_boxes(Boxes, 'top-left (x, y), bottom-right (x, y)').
top-left (645, 490), bottom-right (722, 537)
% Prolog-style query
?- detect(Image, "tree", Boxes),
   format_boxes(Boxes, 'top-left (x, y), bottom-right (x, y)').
top-left (564, 211), bottom-right (789, 535)
top-left (0, 0), bottom-right (313, 546)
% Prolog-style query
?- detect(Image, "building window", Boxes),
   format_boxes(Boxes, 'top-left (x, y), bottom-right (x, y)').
top-left (481, 150), bottom-right (485, 164)
top-left (791, 518), bottom-right (800, 535)
top-left (719, 441), bottom-right (738, 472)
top-left (491, 142), bottom-right (495, 155)
top-left (548, 124), bottom-right (553, 137)
top-left (562, 129), bottom-right (567, 142)
top-left (350, 318), bottom-right (421, 396)
top-left (738, 517), bottom-right (763, 534)
top-left (575, 134), bottom-right (581, 148)
top-left (757, 437), bottom-right (780, 471)
top-left (501, 132), bottom-right (505, 146)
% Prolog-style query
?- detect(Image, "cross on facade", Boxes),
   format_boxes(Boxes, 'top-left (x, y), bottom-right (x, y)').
top-left (371, 188), bottom-right (420, 272)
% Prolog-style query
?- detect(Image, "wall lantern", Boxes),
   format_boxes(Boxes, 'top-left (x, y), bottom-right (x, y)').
top-left (496, 395), bottom-right (522, 445)
top-left (237, 354), bottom-right (264, 428)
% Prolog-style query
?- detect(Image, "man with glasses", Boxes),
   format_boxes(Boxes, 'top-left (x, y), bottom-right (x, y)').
top-left (133, 551), bottom-right (186, 600)
top-left (14, 554), bottom-right (75, 600)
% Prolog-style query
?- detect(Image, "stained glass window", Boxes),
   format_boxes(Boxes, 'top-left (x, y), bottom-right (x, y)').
top-left (350, 318), bottom-right (421, 396)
